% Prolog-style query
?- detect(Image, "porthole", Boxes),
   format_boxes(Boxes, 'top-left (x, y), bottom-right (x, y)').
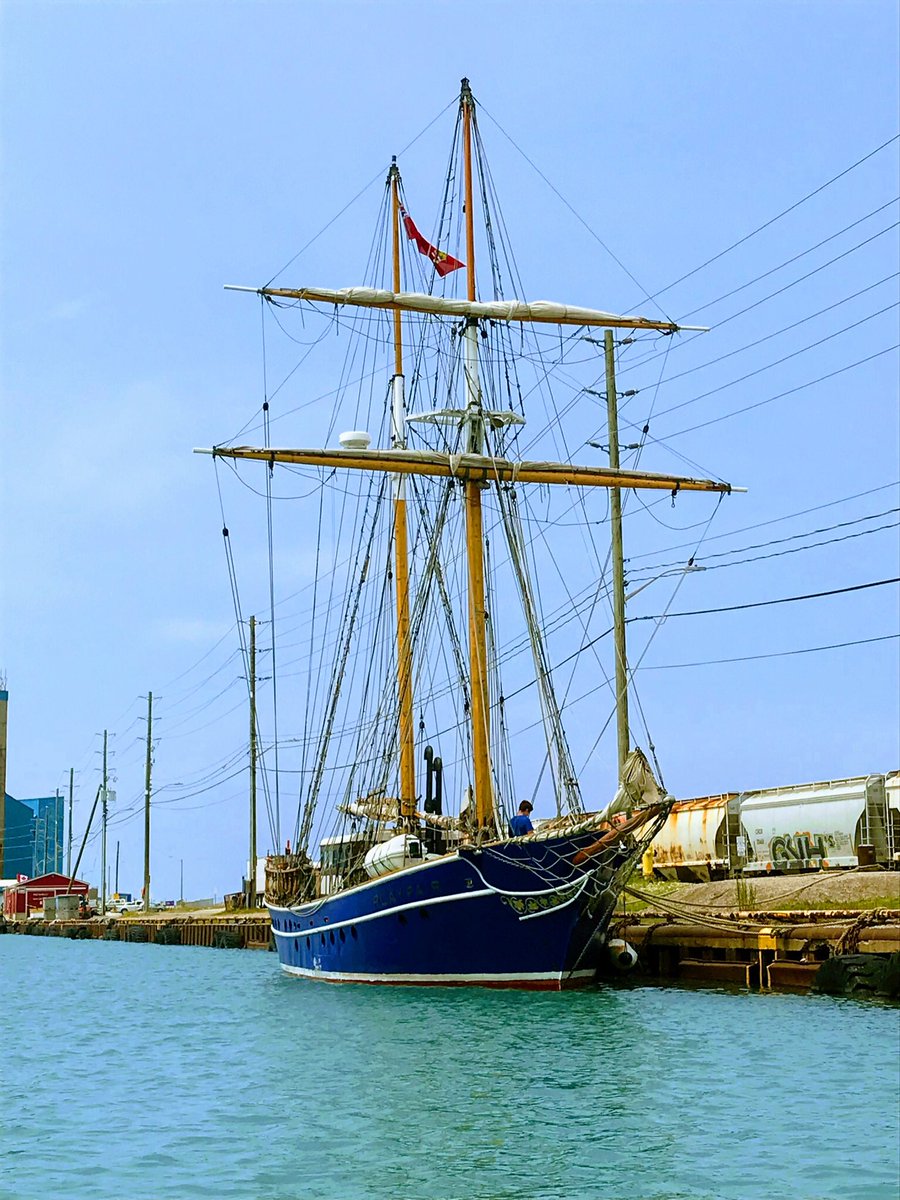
top-left (321, 934), bottom-right (326, 946)
top-left (294, 939), bottom-right (299, 951)
top-left (339, 929), bottom-right (346, 943)
top-left (329, 931), bottom-right (335, 945)
top-left (419, 908), bottom-right (429, 919)
top-left (306, 937), bottom-right (311, 950)
top-left (398, 913), bottom-right (407, 926)
top-left (351, 925), bottom-right (358, 940)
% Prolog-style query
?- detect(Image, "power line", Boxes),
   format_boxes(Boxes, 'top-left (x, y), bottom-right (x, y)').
top-left (641, 633), bottom-right (898, 670)
top-left (629, 507), bottom-right (900, 577)
top-left (613, 211), bottom-right (900, 381)
top-left (632, 133), bottom-right (900, 305)
top-left (639, 300), bottom-right (898, 427)
top-left (675, 199), bottom-right (900, 322)
top-left (649, 274), bottom-right (899, 389)
top-left (656, 344), bottom-right (898, 441)
top-left (633, 576), bottom-right (899, 623)
top-left (627, 481), bottom-right (900, 561)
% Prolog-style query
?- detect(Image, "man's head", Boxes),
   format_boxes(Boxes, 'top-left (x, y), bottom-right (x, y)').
top-left (518, 800), bottom-right (533, 815)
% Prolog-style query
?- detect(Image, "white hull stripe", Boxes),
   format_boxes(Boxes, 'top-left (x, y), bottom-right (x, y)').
top-left (280, 964), bottom-right (598, 986)
top-left (270, 886), bottom-right (493, 939)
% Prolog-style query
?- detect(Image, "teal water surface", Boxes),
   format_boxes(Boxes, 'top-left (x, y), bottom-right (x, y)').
top-left (1, 935), bottom-right (897, 1199)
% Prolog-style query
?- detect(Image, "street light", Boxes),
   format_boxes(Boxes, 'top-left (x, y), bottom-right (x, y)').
top-left (625, 562), bottom-right (705, 602)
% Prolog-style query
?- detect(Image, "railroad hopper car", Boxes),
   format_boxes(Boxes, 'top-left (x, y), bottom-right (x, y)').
top-left (649, 773), bottom-right (899, 881)
top-left (649, 795), bottom-right (744, 882)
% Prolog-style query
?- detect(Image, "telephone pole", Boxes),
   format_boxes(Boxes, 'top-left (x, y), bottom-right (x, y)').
top-left (114, 840), bottom-right (120, 894)
top-left (605, 330), bottom-right (630, 779)
top-left (101, 730), bottom-right (108, 915)
top-left (248, 616), bottom-right (258, 909)
top-left (54, 789), bottom-right (61, 873)
top-left (143, 691), bottom-right (153, 912)
top-left (66, 768), bottom-right (74, 877)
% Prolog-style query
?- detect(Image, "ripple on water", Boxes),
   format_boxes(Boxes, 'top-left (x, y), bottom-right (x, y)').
top-left (0, 937), bottom-right (897, 1200)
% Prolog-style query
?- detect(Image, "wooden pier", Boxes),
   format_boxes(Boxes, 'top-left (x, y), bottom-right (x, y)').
top-left (1, 912), bottom-right (272, 950)
top-left (611, 907), bottom-right (900, 995)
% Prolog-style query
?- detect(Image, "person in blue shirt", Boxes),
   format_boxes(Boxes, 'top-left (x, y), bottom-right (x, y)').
top-left (509, 800), bottom-right (534, 838)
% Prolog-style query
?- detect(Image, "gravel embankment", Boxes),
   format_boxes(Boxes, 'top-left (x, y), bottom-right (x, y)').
top-left (643, 869), bottom-right (900, 911)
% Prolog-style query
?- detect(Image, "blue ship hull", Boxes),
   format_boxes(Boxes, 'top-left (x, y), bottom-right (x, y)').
top-left (268, 833), bottom-right (624, 990)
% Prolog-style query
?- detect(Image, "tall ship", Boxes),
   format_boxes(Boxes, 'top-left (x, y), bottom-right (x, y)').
top-left (200, 79), bottom-right (738, 988)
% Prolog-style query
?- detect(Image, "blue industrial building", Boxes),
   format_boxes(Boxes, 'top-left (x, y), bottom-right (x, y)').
top-left (2, 793), bottom-right (35, 878)
top-left (27, 795), bottom-right (65, 876)
top-left (1, 793), bottom-right (64, 879)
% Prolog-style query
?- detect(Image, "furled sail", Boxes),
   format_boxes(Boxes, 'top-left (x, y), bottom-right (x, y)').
top-left (339, 798), bottom-right (400, 822)
top-left (226, 284), bottom-right (708, 332)
top-left (603, 748), bottom-right (669, 821)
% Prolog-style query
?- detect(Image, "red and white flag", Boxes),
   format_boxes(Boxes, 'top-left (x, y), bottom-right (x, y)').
top-left (401, 209), bottom-right (465, 278)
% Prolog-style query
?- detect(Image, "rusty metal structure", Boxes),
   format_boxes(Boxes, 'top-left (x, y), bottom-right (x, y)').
top-left (649, 795), bottom-right (744, 881)
top-left (649, 771), bottom-right (900, 881)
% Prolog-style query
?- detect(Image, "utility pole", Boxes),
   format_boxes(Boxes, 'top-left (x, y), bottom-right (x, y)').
top-left (0, 681), bottom-right (8, 878)
top-left (54, 789), bottom-right (61, 873)
top-left (114, 840), bottom-right (120, 894)
top-left (66, 768), bottom-right (74, 877)
top-left (143, 691), bottom-right (153, 912)
top-left (67, 784), bottom-right (101, 895)
top-left (605, 330), bottom-right (630, 779)
top-left (180, 857), bottom-right (184, 904)
top-left (101, 729), bottom-right (108, 915)
top-left (248, 616), bottom-right (258, 910)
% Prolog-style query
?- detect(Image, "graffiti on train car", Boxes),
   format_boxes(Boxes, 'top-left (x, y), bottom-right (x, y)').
top-left (766, 831), bottom-right (848, 864)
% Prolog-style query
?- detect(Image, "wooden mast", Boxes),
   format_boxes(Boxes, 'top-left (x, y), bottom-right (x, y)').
top-left (460, 78), bottom-right (494, 834)
top-left (208, 80), bottom-right (744, 839)
top-left (389, 159), bottom-right (416, 825)
top-left (605, 330), bottom-right (630, 778)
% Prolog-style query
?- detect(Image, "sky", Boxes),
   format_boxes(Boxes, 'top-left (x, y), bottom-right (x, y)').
top-left (1, 0), bottom-right (898, 902)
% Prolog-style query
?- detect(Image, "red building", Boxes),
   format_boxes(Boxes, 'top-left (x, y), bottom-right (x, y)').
top-left (3, 873), bottom-right (89, 919)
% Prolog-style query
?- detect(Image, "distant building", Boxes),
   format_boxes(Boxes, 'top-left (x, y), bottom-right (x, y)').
top-left (2, 793), bottom-right (36, 878)
top-left (1, 793), bottom-right (64, 879)
top-left (3, 872), bottom-right (89, 920)
top-left (24, 796), bottom-right (65, 876)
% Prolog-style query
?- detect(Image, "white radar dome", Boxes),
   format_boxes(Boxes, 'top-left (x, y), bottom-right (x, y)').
top-left (338, 430), bottom-right (372, 451)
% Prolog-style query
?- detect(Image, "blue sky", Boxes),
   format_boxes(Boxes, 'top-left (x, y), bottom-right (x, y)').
top-left (2, 0), bottom-right (898, 900)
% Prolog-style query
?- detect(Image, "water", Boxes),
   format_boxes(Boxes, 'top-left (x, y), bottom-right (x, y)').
top-left (1, 937), bottom-right (897, 1200)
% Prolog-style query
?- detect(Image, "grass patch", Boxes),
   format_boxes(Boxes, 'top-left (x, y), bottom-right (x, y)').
top-left (767, 893), bottom-right (900, 913)
top-left (735, 876), bottom-right (758, 910)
